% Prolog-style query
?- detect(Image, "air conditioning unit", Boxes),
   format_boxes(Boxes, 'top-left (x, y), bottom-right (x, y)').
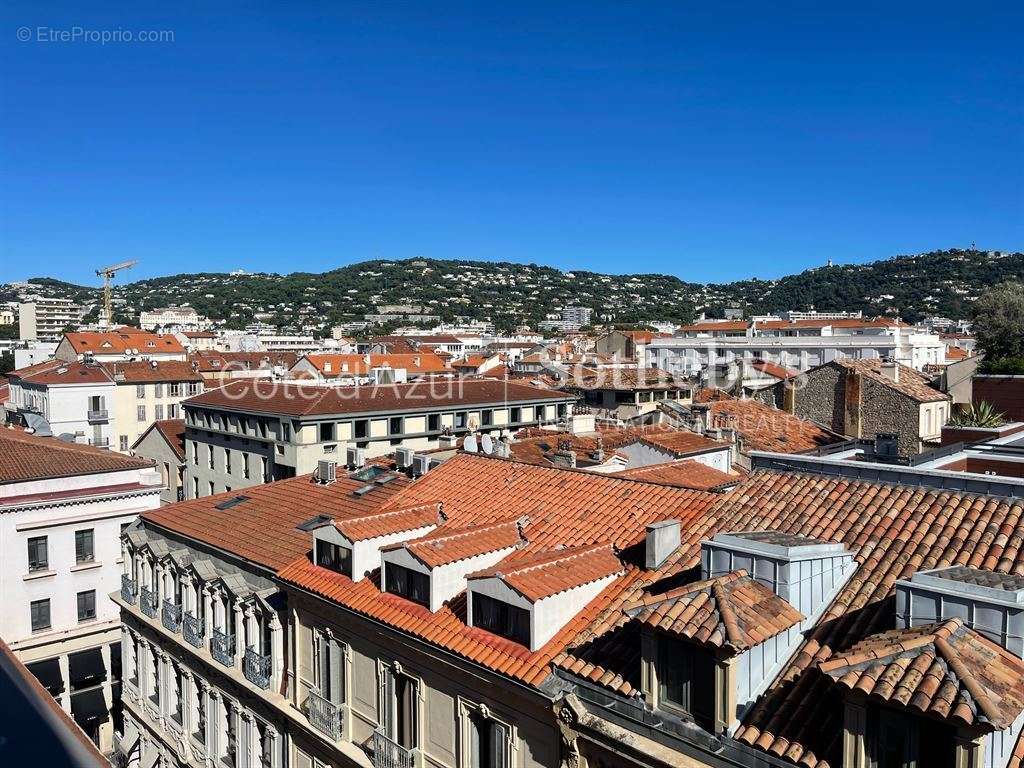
top-left (317, 460), bottom-right (337, 484)
top-left (413, 454), bottom-right (431, 477)
top-left (395, 447), bottom-right (415, 469)
top-left (344, 447), bottom-right (365, 469)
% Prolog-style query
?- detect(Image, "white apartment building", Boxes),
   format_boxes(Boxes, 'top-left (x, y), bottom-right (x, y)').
top-left (139, 307), bottom-right (213, 333)
top-left (0, 428), bottom-right (161, 752)
top-left (19, 297), bottom-right (85, 342)
top-left (561, 306), bottom-right (593, 326)
top-left (5, 360), bottom-right (118, 448)
top-left (652, 317), bottom-right (944, 374)
top-left (5, 359), bottom-right (204, 453)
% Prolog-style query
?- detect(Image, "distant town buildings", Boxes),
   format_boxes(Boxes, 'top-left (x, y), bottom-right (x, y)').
top-left (138, 307), bottom-right (213, 333)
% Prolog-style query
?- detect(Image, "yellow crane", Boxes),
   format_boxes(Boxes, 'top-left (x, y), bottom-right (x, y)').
top-left (96, 260), bottom-right (137, 329)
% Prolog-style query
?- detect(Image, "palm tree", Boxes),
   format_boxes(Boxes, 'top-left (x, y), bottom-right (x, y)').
top-left (948, 401), bottom-right (1006, 428)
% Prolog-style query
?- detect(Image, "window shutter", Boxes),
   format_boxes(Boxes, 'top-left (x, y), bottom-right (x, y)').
top-left (491, 721), bottom-right (510, 768)
top-left (379, 666), bottom-right (393, 734)
top-left (297, 623), bottom-right (313, 687)
top-left (329, 639), bottom-right (344, 705)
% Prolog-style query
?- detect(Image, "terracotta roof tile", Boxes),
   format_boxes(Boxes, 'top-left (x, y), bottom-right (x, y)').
top-left (617, 460), bottom-right (741, 491)
top-left (819, 618), bottom-right (1024, 730)
top-left (623, 570), bottom-right (803, 652)
top-left (64, 329), bottom-right (185, 355)
top-left (334, 502), bottom-right (441, 542)
top-left (0, 428), bottom-right (153, 486)
top-left (184, 378), bottom-right (574, 417)
top-left (467, 543), bottom-right (624, 601)
top-left (386, 519), bottom-right (525, 568)
top-left (701, 393), bottom-right (844, 453)
top-left (133, 418), bottom-right (186, 461)
top-left (827, 358), bottom-right (949, 403)
top-left (298, 353), bottom-right (449, 377)
top-left (100, 360), bottom-right (203, 383)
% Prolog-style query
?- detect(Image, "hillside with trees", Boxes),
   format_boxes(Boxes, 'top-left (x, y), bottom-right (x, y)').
top-left (5, 248), bottom-right (1022, 334)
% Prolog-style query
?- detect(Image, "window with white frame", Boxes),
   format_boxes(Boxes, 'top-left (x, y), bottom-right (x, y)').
top-left (379, 663), bottom-right (419, 750)
top-left (460, 702), bottom-right (513, 768)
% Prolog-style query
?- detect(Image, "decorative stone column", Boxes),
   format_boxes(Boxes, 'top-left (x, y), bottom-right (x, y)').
top-left (207, 688), bottom-right (220, 766)
top-left (270, 613), bottom-right (284, 694)
top-left (233, 601), bottom-right (245, 670)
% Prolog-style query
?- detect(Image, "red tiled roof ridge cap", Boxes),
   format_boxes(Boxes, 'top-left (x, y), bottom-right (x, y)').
top-left (382, 517), bottom-right (525, 552)
top-left (342, 500), bottom-right (441, 526)
top-left (623, 569), bottom-right (748, 612)
top-left (467, 542), bottom-right (615, 581)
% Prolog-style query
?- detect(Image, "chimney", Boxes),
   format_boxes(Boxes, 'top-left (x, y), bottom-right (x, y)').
top-left (843, 368), bottom-right (863, 438)
top-left (880, 359), bottom-right (900, 382)
top-left (646, 520), bottom-right (681, 570)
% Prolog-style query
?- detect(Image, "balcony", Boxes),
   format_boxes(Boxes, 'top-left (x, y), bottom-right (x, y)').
top-left (243, 646), bottom-right (272, 690)
top-left (87, 409), bottom-right (108, 423)
top-left (140, 586), bottom-right (158, 619)
top-left (89, 437), bottom-right (111, 449)
top-left (183, 612), bottom-right (205, 648)
top-left (372, 729), bottom-right (414, 768)
top-left (121, 574), bottom-right (138, 604)
top-left (305, 689), bottom-right (343, 741)
top-left (210, 628), bottom-right (236, 667)
top-left (161, 600), bottom-right (182, 632)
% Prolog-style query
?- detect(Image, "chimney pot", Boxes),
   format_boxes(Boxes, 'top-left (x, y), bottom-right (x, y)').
top-left (646, 520), bottom-right (681, 570)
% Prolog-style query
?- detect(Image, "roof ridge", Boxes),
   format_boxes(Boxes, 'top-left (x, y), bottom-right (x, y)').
top-left (711, 579), bottom-right (744, 647)
top-left (934, 628), bottom-right (1003, 725)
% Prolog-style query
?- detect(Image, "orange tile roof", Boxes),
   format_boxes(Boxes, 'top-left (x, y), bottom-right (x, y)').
top-left (334, 502), bottom-right (441, 542)
top-left (624, 570), bottom-right (803, 652)
top-left (141, 471), bottom-right (411, 571)
top-left (63, 329), bottom-right (185, 355)
top-left (189, 351), bottom-right (299, 372)
top-left (633, 429), bottom-right (732, 457)
top-left (819, 618), bottom-right (1024, 730)
top-left (274, 454), bottom-right (716, 685)
top-left (386, 520), bottom-right (524, 568)
top-left (299, 353), bottom-right (448, 377)
top-left (8, 360), bottom-right (111, 386)
top-left (134, 418), bottom-right (186, 461)
top-left (702, 393), bottom-right (844, 453)
top-left (616, 459), bottom-right (740, 491)
top-left (826, 358), bottom-right (948, 403)
top-left (554, 469), bottom-right (1024, 767)
top-left (0, 428), bottom-right (153, 485)
top-left (100, 360), bottom-right (203, 383)
top-left (749, 360), bottom-right (799, 380)
top-left (945, 346), bottom-right (970, 361)
top-left (184, 378), bottom-right (575, 417)
top-left (467, 543), bottom-right (624, 601)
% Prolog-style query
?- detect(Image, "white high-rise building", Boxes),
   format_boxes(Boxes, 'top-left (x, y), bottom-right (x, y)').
top-left (19, 297), bottom-right (85, 341)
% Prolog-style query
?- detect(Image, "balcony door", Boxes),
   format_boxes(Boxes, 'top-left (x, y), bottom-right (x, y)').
top-left (380, 667), bottom-right (418, 750)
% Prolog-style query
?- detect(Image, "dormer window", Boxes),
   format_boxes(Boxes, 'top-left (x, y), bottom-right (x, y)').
top-left (473, 594), bottom-right (530, 646)
top-left (867, 706), bottom-right (953, 768)
top-left (384, 564), bottom-right (429, 607)
top-left (315, 540), bottom-right (352, 578)
top-left (656, 635), bottom-right (715, 731)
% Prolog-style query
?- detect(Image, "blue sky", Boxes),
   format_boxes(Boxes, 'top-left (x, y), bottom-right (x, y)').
top-left (2, 2), bottom-right (1021, 286)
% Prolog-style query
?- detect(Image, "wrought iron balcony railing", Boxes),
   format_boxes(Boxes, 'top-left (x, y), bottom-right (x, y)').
top-left (372, 728), bottom-right (414, 768)
top-left (210, 628), bottom-right (236, 667)
top-left (183, 611), bottom-right (205, 648)
top-left (305, 689), bottom-right (343, 741)
top-left (140, 586), bottom-right (158, 618)
top-left (243, 646), bottom-right (272, 689)
top-left (162, 600), bottom-right (182, 632)
top-left (121, 574), bottom-right (138, 604)
top-left (87, 409), bottom-right (108, 423)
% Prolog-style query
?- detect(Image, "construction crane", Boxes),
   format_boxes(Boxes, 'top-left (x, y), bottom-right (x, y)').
top-left (96, 260), bottom-right (137, 329)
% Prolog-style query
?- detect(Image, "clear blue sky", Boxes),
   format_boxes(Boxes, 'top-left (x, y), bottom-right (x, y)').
top-left (2, 2), bottom-right (1021, 286)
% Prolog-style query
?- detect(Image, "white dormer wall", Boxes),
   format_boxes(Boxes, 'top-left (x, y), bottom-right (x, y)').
top-left (533, 572), bottom-right (620, 649)
top-left (468, 570), bottom-right (620, 651)
top-left (382, 545), bottom-right (520, 612)
top-left (352, 525), bottom-right (436, 581)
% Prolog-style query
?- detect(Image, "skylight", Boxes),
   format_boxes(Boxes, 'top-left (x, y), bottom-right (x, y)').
top-left (213, 495), bottom-right (251, 511)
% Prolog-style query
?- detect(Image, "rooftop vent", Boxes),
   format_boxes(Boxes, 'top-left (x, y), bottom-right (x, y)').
top-left (896, 566), bottom-right (1024, 656)
top-left (352, 484), bottom-right (375, 497)
top-left (702, 531), bottom-right (855, 617)
top-left (873, 432), bottom-right (899, 459)
top-left (213, 495), bottom-right (251, 511)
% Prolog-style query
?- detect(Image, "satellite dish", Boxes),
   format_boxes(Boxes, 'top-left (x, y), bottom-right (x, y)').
top-left (464, 435), bottom-right (478, 453)
top-left (480, 434), bottom-right (493, 455)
